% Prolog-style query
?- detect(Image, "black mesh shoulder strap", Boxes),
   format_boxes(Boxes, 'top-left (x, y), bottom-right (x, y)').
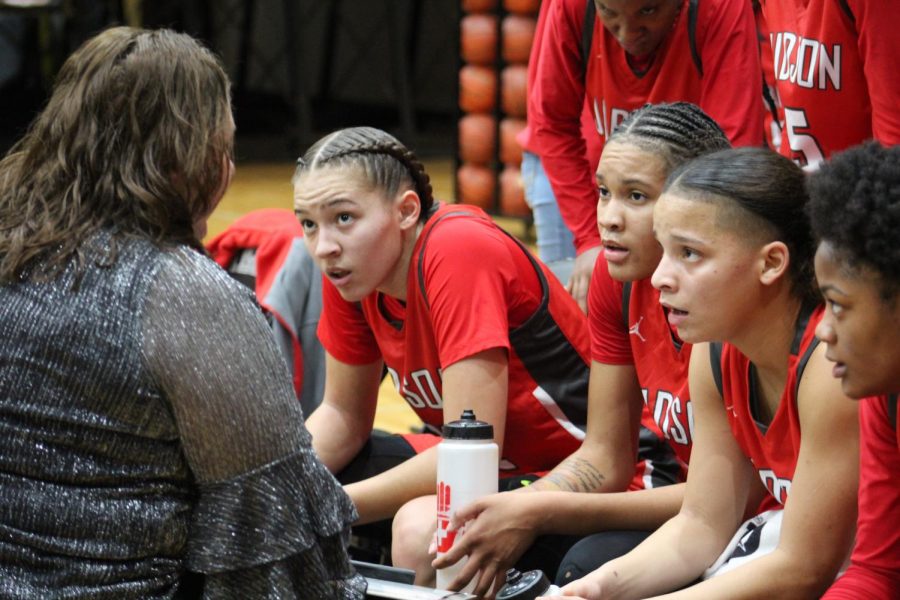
top-left (709, 342), bottom-right (724, 397)
top-left (581, 0), bottom-right (596, 79)
top-left (688, 0), bottom-right (703, 76)
top-left (621, 281), bottom-right (632, 332)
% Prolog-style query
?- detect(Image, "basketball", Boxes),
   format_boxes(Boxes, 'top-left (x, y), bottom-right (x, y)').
top-left (499, 118), bottom-right (526, 165)
top-left (459, 114), bottom-right (497, 165)
top-left (501, 15), bottom-right (536, 64)
top-left (457, 162), bottom-right (496, 210)
top-left (500, 64), bottom-right (528, 118)
top-left (459, 65), bottom-right (498, 114)
top-left (502, 0), bottom-right (540, 15)
top-left (462, 0), bottom-right (498, 12)
top-left (500, 165), bottom-right (530, 216)
top-left (461, 14), bottom-right (498, 65)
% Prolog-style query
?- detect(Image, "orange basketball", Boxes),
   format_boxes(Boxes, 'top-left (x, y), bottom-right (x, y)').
top-left (501, 64), bottom-right (527, 118)
top-left (499, 117), bottom-right (526, 165)
top-left (500, 165), bottom-right (530, 217)
top-left (457, 162), bottom-right (496, 210)
top-left (461, 14), bottom-right (498, 65)
top-left (462, 0), bottom-right (498, 12)
top-left (502, 0), bottom-right (540, 15)
top-left (459, 114), bottom-right (497, 165)
top-left (502, 15), bottom-right (536, 64)
top-left (459, 65), bottom-right (497, 114)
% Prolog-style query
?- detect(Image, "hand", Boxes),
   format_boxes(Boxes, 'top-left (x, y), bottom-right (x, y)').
top-left (566, 246), bottom-right (601, 314)
top-left (431, 492), bottom-right (543, 598)
top-left (551, 569), bottom-right (610, 599)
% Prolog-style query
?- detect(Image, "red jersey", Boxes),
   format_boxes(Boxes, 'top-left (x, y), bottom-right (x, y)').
top-left (533, 0), bottom-right (764, 252)
top-left (760, 0), bottom-right (900, 169)
top-left (711, 305), bottom-right (824, 506)
top-left (824, 395), bottom-right (900, 599)
top-left (589, 258), bottom-right (690, 487)
top-left (318, 203), bottom-right (591, 476)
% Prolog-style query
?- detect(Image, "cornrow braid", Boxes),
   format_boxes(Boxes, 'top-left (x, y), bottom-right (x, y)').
top-left (609, 102), bottom-right (731, 170)
top-left (294, 126), bottom-right (434, 221)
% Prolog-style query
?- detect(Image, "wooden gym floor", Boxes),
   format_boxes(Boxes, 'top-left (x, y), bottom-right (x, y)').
top-left (208, 159), bottom-right (531, 436)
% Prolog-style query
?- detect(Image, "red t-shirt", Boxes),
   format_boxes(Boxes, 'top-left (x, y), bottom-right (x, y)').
top-left (713, 306), bottom-right (824, 507)
top-left (824, 395), bottom-right (900, 598)
top-left (533, 0), bottom-right (764, 253)
top-left (318, 203), bottom-right (591, 476)
top-left (589, 259), bottom-right (690, 486)
top-left (760, 0), bottom-right (900, 168)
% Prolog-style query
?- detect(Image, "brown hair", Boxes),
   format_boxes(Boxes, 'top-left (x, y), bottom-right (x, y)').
top-left (0, 26), bottom-right (232, 283)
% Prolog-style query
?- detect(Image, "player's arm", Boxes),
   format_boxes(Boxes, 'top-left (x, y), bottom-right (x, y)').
top-left (649, 345), bottom-right (859, 599)
top-left (530, 361), bottom-right (641, 492)
top-left (852, 1), bottom-right (900, 145)
top-left (560, 344), bottom-right (756, 599)
top-left (532, 0), bottom-right (602, 255)
top-left (697, 0), bottom-right (764, 146)
top-left (344, 348), bottom-right (507, 525)
top-left (305, 351), bottom-right (383, 473)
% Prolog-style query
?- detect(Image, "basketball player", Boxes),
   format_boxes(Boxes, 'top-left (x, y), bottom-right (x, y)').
top-left (560, 147), bottom-right (858, 598)
top-left (293, 127), bottom-right (594, 547)
top-left (808, 142), bottom-right (900, 598)
top-left (529, 0), bottom-right (764, 311)
top-left (758, 1), bottom-right (900, 170)
top-left (402, 103), bottom-right (731, 596)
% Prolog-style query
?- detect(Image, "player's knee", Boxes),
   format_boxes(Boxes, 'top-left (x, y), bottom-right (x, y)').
top-left (391, 496), bottom-right (436, 569)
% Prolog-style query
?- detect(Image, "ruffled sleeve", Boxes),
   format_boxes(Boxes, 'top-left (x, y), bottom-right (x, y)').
top-left (141, 247), bottom-right (365, 598)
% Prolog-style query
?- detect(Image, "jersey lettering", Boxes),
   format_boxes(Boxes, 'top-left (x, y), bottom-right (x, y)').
top-left (387, 366), bottom-right (444, 410)
top-left (783, 106), bottom-right (826, 169)
top-left (651, 390), bottom-right (693, 446)
top-left (770, 32), bottom-right (841, 91)
top-left (759, 468), bottom-right (792, 505)
top-left (591, 97), bottom-right (631, 140)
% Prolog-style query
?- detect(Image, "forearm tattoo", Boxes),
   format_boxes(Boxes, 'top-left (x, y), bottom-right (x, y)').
top-left (534, 456), bottom-right (606, 493)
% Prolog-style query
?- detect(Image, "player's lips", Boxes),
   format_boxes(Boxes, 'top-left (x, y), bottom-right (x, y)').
top-left (661, 301), bottom-right (689, 327)
top-left (325, 267), bottom-right (352, 286)
top-left (602, 239), bottom-right (629, 264)
top-left (825, 352), bottom-right (848, 379)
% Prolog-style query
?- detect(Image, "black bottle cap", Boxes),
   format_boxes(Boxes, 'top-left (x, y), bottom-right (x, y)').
top-left (496, 568), bottom-right (552, 600)
top-left (442, 409), bottom-right (494, 440)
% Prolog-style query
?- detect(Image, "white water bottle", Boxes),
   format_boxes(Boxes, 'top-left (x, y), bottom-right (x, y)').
top-left (435, 409), bottom-right (498, 592)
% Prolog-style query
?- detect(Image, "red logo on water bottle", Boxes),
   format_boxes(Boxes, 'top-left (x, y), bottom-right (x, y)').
top-left (436, 481), bottom-right (456, 553)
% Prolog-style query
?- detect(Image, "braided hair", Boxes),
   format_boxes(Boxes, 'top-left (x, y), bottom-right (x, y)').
top-left (293, 127), bottom-right (434, 221)
top-left (609, 102), bottom-right (731, 170)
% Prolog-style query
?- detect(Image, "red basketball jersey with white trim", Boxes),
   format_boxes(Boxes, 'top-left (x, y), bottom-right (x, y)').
top-left (318, 203), bottom-right (591, 476)
top-left (590, 259), bottom-right (691, 486)
top-left (714, 305), bottom-right (824, 506)
top-left (760, 0), bottom-right (900, 168)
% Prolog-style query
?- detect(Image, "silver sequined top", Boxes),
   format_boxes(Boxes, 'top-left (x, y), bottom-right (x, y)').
top-left (0, 232), bottom-right (366, 599)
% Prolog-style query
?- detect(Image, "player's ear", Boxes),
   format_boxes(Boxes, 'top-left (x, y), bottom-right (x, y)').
top-left (397, 189), bottom-right (421, 229)
top-left (759, 240), bottom-right (789, 286)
